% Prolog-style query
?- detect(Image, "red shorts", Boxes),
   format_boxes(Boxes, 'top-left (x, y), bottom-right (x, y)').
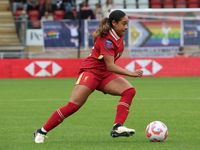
top-left (75, 71), bottom-right (119, 92)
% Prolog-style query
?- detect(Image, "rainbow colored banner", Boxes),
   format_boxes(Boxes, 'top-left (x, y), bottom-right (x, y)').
top-left (130, 20), bottom-right (181, 47)
top-left (46, 31), bottom-right (57, 36)
top-left (183, 20), bottom-right (200, 46)
top-left (42, 20), bottom-right (85, 50)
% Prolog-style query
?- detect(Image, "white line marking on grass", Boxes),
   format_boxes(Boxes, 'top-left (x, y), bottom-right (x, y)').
top-left (1, 97), bottom-right (200, 101)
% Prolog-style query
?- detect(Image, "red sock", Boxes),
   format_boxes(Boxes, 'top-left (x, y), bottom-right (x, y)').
top-left (114, 88), bottom-right (136, 125)
top-left (43, 102), bottom-right (79, 132)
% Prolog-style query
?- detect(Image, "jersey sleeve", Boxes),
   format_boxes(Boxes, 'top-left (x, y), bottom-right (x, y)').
top-left (99, 38), bottom-right (115, 56)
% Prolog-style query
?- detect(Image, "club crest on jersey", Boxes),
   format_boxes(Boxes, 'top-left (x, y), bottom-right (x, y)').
top-left (105, 39), bottom-right (112, 50)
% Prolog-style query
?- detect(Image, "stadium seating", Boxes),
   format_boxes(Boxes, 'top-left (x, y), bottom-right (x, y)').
top-left (188, 0), bottom-right (199, 8)
top-left (175, 3), bottom-right (187, 8)
top-left (151, 3), bottom-right (162, 8)
top-left (175, 0), bottom-right (186, 4)
top-left (188, 0), bottom-right (199, 3)
top-left (163, 3), bottom-right (174, 8)
top-left (54, 10), bottom-right (65, 20)
top-left (138, 0), bottom-right (149, 9)
top-left (175, 0), bottom-right (187, 8)
top-left (28, 10), bottom-right (40, 20)
top-left (163, 0), bottom-right (174, 3)
top-left (28, 10), bottom-right (40, 28)
top-left (188, 3), bottom-right (199, 8)
top-left (114, 0), bottom-right (125, 9)
top-left (138, 5), bottom-right (149, 8)
top-left (150, 0), bottom-right (162, 4)
top-left (150, 0), bottom-right (162, 8)
top-left (126, 0), bottom-right (137, 9)
top-left (163, 0), bottom-right (174, 8)
top-left (138, 4), bottom-right (149, 9)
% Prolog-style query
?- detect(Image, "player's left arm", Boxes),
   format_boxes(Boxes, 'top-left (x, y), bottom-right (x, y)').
top-left (103, 54), bottom-right (143, 78)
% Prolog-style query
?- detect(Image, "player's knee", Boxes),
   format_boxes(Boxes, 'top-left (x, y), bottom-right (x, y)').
top-left (121, 87), bottom-right (136, 99)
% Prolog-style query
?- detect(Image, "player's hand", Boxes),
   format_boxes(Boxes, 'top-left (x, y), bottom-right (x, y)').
top-left (132, 69), bottom-right (143, 78)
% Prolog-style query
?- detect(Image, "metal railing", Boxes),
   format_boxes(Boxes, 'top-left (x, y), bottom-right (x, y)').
top-left (0, 16), bottom-right (27, 51)
top-left (0, 51), bottom-right (93, 59)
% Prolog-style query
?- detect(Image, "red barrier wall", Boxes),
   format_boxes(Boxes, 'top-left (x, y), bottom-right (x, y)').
top-left (0, 57), bottom-right (199, 78)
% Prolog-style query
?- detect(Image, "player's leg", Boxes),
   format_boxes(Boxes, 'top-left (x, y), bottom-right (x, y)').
top-left (103, 77), bottom-right (136, 126)
top-left (33, 72), bottom-right (99, 143)
top-left (42, 85), bottom-right (92, 131)
top-left (34, 85), bottom-right (92, 143)
top-left (103, 76), bottom-right (133, 95)
top-left (99, 76), bottom-right (136, 137)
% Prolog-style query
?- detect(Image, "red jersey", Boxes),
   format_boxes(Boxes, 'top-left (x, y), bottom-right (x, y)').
top-left (79, 28), bottom-right (124, 78)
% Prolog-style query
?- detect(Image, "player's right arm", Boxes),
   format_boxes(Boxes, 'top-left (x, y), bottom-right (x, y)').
top-left (103, 54), bottom-right (143, 78)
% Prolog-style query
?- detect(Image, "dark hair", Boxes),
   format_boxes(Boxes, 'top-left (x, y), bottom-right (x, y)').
top-left (94, 10), bottom-right (126, 37)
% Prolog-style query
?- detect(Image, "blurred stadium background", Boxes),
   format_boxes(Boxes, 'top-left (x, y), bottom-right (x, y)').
top-left (0, 0), bottom-right (200, 78)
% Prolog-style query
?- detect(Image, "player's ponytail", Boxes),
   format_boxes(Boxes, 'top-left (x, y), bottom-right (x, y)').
top-left (93, 18), bottom-right (110, 44)
top-left (95, 17), bottom-right (110, 37)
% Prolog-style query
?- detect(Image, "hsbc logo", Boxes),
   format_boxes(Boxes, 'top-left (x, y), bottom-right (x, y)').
top-left (125, 60), bottom-right (162, 75)
top-left (25, 61), bottom-right (62, 77)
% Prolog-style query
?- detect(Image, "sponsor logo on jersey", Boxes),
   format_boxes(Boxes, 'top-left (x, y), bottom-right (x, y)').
top-left (105, 39), bottom-right (112, 50)
top-left (84, 76), bottom-right (89, 82)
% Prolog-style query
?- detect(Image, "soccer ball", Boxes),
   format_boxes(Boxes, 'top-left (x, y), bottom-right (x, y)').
top-left (146, 121), bottom-right (168, 142)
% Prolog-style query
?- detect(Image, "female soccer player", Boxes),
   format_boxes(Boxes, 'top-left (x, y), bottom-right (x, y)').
top-left (33, 9), bottom-right (143, 143)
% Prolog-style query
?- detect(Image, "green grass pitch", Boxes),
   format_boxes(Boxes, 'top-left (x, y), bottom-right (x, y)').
top-left (0, 77), bottom-right (200, 150)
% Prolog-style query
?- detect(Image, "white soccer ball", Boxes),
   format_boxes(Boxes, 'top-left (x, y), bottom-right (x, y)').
top-left (146, 121), bottom-right (168, 142)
